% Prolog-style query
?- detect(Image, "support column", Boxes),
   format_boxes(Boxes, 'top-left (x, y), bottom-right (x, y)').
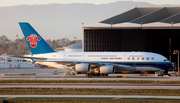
top-left (169, 38), bottom-right (171, 61)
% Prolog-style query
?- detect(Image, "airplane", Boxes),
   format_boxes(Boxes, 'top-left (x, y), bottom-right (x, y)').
top-left (14, 22), bottom-right (173, 76)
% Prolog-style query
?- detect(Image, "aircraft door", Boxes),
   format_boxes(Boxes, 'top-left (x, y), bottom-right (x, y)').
top-left (123, 54), bottom-right (127, 61)
top-left (82, 54), bottom-right (86, 60)
top-left (63, 53), bottom-right (67, 59)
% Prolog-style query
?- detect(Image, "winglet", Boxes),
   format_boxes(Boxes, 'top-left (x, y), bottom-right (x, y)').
top-left (19, 22), bottom-right (55, 54)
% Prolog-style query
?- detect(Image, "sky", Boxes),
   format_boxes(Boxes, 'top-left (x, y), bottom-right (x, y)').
top-left (1, 0), bottom-right (180, 7)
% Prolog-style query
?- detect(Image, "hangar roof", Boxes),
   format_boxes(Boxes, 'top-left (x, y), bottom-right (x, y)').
top-left (83, 7), bottom-right (180, 29)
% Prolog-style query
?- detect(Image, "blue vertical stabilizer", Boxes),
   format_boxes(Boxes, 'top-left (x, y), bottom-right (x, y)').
top-left (19, 22), bottom-right (55, 54)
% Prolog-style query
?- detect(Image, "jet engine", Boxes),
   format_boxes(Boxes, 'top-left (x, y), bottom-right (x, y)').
top-left (75, 63), bottom-right (90, 72)
top-left (100, 65), bottom-right (115, 74)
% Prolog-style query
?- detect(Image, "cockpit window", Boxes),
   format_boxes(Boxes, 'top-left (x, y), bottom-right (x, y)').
top-left (164, 59), bottom-right (168, 61)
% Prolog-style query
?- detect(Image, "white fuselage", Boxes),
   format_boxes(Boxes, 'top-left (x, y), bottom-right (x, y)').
top-left (26, 51), bottom-right (172, 72)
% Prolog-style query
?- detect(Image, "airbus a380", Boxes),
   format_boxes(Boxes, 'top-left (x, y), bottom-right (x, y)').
top-left (15, 22), bottom-right (173, 76)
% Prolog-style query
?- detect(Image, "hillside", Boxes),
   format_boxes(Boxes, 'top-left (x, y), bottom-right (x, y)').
top-left (0, 1), bottom-right (176, 40)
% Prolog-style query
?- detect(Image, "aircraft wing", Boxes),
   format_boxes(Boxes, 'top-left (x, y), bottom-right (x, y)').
top-left (37, 59), bottom-right (136, 71)
top-left (11, 55), bottom-right (47, 60)
top-left (35, 59), bottom-right (101, 66)
top-left (11, 56), bottom-right (136, 71)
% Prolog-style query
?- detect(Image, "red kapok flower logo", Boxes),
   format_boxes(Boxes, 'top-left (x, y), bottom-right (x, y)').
top-left (27, 34), bottom-right (41, 48)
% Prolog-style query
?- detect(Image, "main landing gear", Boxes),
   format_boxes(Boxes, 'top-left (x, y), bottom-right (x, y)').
top-left (86, 72), bottom-right (108, 77)
top-left (155, 70), bottom-right (171, 76)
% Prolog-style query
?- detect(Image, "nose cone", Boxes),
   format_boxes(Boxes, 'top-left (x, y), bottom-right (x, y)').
top-left (168, 62), bottom-right (173, 69)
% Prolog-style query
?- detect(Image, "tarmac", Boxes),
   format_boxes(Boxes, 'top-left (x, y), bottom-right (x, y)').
top-left (1, 68), bottom-right (180, 81)
top-left (1, 69), bottom-right (180, 101)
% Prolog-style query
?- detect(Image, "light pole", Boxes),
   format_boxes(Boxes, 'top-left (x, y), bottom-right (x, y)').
top-left (173, 50), bottom-right (179, 74)
top-left (0, 54), bottom-right (2, 69)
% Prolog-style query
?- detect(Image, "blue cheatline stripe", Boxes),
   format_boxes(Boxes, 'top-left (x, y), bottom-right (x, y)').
top-left (95, 61), bottom-right (172, 70)
top-left (132, 66), bottom-right (164, 70)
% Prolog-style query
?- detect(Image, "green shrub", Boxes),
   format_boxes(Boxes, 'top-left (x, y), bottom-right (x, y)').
top-left (0, 88), bottom-right (180, 96)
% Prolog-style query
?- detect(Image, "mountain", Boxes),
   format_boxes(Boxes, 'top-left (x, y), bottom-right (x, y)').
top-left (0, 1), bottom-right (177, 40)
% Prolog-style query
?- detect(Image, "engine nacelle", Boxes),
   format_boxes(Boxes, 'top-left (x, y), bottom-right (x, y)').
top-left (100, 65), bottom-right (115, 74)
top-left (75, 63), bottom-right (90, 72)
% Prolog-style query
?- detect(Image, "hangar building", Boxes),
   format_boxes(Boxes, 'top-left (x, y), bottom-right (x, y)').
top-left (82, 7), bottom-right (180, 64)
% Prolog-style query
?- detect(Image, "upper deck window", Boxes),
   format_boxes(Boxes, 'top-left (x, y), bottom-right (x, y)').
top-left (68, 55), bottom-right (81, 57)
top-left (88, 55), bottom-right (117, 57)
top-left (52, 55), bottom-right (56, 57)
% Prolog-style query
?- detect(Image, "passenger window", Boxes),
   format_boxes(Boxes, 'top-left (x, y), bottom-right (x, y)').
top-left (22, 60), bottom-right (26, 62)
top-left (7, 60), bottom-right (11, 62)
top-left (146, 57), bottom-right (149, 60)
top-left (151, 57), bottom-right (154, 60)
top-left (127, 57), bottom-right (130, 60)
top-left (142, 57), bottom-right (144, 60)
top-left (132, 57), bottom-right (135, 60)
top-left (137, 57), bottom-right (140, 60)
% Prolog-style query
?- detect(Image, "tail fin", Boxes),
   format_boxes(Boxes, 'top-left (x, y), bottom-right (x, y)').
top-left (19, 22), bottom-right (55, 54)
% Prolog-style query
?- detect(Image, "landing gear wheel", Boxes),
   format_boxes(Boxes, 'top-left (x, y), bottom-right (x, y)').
top-left (100, 74), bottom-right (104, 76)
top-left (86, 73), bottom-right (89, 77)
top-left (90, 73), bottom-right (95, 76)
top-left (100, 74), bottom-right (108, 76)
top-left (104, 74), bottom-right (108, 76)
top-left (95, 73), bottom-right (100, 76)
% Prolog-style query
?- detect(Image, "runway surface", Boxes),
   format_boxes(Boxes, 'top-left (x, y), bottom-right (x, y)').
top-left (1, 83), bottom-right (180, 89)
top-left (0, 95), bottom-right (180, 100)
top-left (1, 68), bottom-right (180, 81)
top-left (1, 76), bottom-right (180, 81)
